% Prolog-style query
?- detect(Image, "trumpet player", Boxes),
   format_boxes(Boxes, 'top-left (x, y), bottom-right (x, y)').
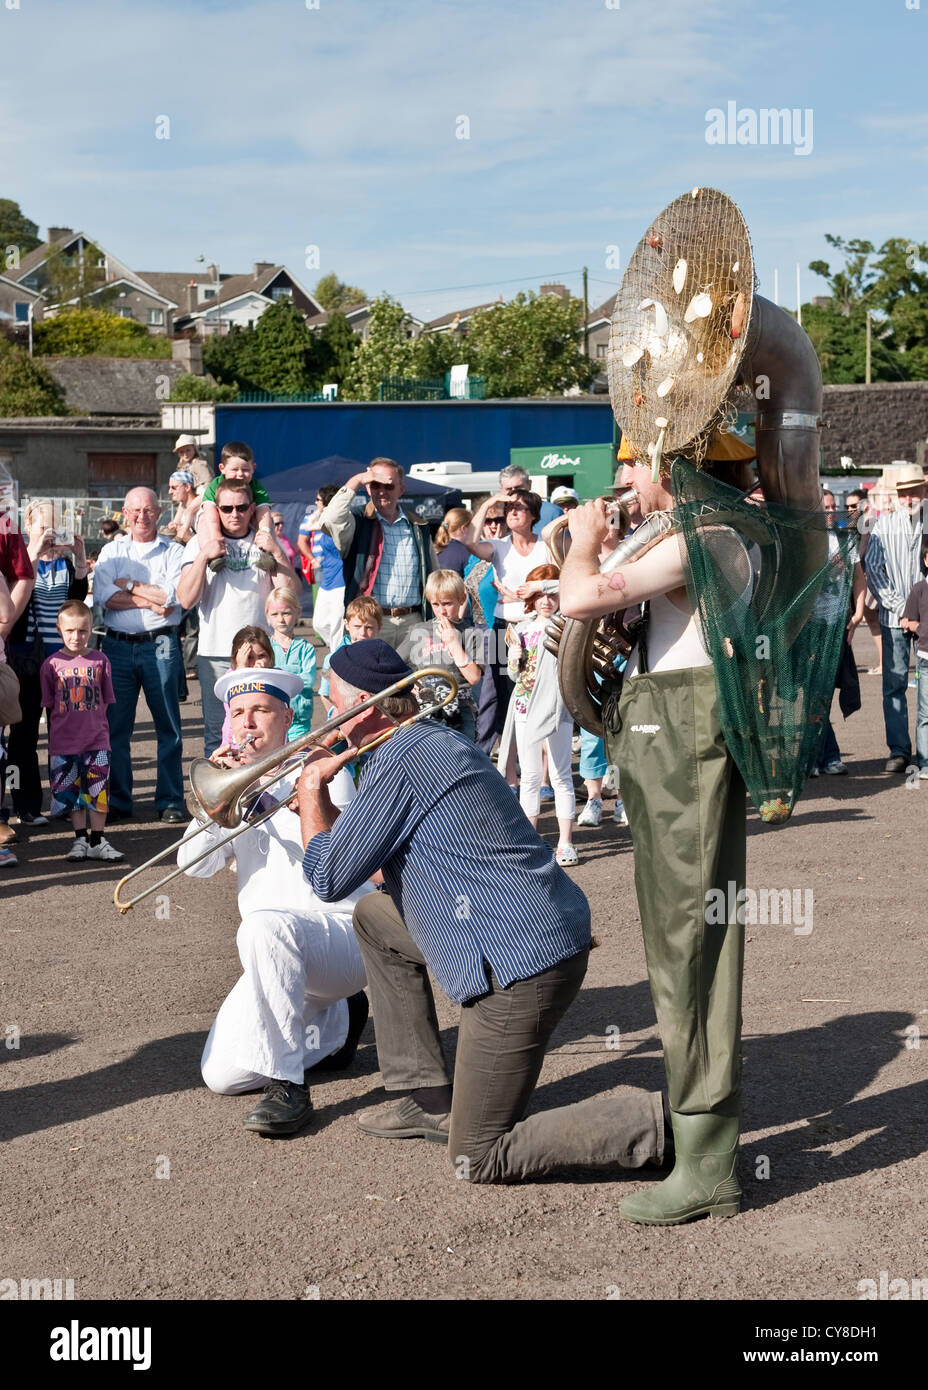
top-left (178, 668), bottom-right (372, 1138)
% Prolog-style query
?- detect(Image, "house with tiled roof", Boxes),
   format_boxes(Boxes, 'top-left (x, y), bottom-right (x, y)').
top-left (426, 300), bottom-right (498, 334)
top-left (8, 228), bottom-right (175, 333)
top-left (143, 262), bottom-right (324, 336)
top-left (587, 293), bottom-right (616, 362)
top-left (304, 300), bottom-right (424, 341)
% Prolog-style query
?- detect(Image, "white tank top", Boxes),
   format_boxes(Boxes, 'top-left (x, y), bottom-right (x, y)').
top-left (626, 590), bottom-right (711, 676)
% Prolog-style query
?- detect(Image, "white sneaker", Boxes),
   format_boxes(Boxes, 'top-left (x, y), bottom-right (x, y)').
top-left (602, 767), bottom-right (617, 794)
top-left (823, 760), bottom-right (848, 775)
top-left (577, 797), bottom-right (603, 827)
top-left (571, 734), bottom-right (582, 753)
top-left (613, 798), bottom-right (629, 827)
top-left (920, 767), bottom-right (928, 780)
top-left (86, 837), bottom-right (124, 861)
top-left (66, 839), bottom-right (89, 861)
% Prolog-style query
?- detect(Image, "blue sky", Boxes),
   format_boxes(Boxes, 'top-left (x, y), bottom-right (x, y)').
top-left (1, 0), bottom-right (924, 321)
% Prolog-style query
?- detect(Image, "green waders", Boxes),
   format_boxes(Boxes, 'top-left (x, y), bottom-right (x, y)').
top-left (604, 663), bottom-right (746, 1222)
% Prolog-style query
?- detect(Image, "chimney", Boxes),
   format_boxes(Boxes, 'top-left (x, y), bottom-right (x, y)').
top-left (253, 261), bottom-right (275, 278)
top-left (540, 283), bottom-right (569, 299)
top-left (172, 337), bottom-right (204, 375)
top-left (47, 227), bottom-right (74, 244)
top-left (186, 281), bottom-right (197, 312)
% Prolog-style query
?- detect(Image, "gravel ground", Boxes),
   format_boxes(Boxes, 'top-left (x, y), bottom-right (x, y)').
top-left (1, 629), bottom-right (925, 1305)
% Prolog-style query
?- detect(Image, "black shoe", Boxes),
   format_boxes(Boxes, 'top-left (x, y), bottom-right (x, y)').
top-left (307, 991), bottom-right (370, 1074)
top-left (160, 807), bottom-right (185, 823)
top-left (243, 1080), bottom-right (313, 1136)
top-left (108, 807), bottom-right (134, 823)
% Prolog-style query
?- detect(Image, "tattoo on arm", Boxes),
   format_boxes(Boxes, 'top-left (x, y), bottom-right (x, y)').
top-left (606, 570), bottom-right (627, 593)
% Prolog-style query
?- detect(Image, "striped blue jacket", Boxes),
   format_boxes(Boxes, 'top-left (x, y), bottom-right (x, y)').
top-left (302, 721), bottom-right (591, 1003)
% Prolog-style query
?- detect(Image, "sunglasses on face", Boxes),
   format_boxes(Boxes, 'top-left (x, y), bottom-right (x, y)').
top-left (486, 516), bottom-right (505, 524)
top-left (218, 503), bottom-right (252, 514)
top-left (505, 505), bottom-right (528, 515)
top-left (273, 520), bottom-right (284, 527)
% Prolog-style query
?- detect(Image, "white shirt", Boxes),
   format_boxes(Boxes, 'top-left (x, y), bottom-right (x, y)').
top-left (179, 769), bottom-right (374, 918)
top-left (485, 536), bottom-right (550, 622)
top-left (182, 532), bottom-right (274, 659)
top-left (94, 534), bottom-right (185, 633)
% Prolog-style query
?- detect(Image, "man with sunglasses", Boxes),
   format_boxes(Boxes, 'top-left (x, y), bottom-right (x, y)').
top-left (95, 487), bottom-right (187, 821)
top-left (321, 457), bottom-right (435, 656)
top-left (178, 481), bottom-right (297, 755)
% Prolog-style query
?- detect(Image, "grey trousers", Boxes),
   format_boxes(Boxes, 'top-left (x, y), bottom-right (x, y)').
top-left (352, 892), bottom-right (666, 1184)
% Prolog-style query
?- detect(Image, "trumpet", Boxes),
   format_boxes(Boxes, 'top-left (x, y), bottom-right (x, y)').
top-left (113, 665), bottom-right (459, 914)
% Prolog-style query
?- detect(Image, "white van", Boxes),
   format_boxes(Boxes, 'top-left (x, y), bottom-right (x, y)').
top-left (409, 460), bottom-right (548, 507)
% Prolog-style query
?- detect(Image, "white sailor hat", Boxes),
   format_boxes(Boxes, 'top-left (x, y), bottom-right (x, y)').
top-left (214, 667), bottom-right (303, 706)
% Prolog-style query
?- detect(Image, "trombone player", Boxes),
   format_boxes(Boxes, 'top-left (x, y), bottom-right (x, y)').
top-left (178, 668), bottom-right (372, 1137)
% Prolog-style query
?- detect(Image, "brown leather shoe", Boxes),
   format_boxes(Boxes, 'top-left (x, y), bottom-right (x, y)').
top-left (357, 1096), bottom-right (450, 1144)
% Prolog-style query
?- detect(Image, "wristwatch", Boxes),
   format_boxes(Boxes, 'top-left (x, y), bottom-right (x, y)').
top-left (125, 580), bottom-right (135, 594)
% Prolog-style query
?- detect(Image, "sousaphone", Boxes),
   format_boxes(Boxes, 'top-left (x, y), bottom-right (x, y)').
top-left (547, 186), bottom-right (825, 735)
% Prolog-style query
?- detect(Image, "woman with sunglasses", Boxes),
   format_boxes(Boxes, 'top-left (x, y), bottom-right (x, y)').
top-left (270, 513), bottom-right (298, 569)
top-left (463, 488), bottom-right (551, 776)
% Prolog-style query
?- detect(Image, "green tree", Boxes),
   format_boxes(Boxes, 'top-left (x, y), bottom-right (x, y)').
top-left (313, 272), bottom-right (367, 312)
top-left (0, 198), bottom-right (41, 266)
top-left (464, 291), bottom-right (595, 397)
top-left (34, 308), bottom-right (171, 358)
top-left (202, 324), bottom-right (258, 390)
top-left (803, 303), bottom-right (904, 385)
top-left (0, 336), bottom-right (68, 416)
top-left (806, 233), bottom-right (928, 383)
top-left (167, 372), bottom-right (239, 403)
top-left (412, 328), bottom-right (466, 380)
top-left (342, 295), bottom-right (419, 399)
top-left (313, 310), bottom-right (357, 389)
top-left (244, 299), bottom-right (317, 393)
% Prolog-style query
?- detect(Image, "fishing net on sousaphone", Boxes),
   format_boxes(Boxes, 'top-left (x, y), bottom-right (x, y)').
top-left (671, 460), bottom-right (857, 825)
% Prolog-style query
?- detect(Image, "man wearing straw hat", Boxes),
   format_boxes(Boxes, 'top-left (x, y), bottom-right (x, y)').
top-left (179, 667), bottom-right (371, 1137)
top-left (864, 462), bottom-right (927, 773)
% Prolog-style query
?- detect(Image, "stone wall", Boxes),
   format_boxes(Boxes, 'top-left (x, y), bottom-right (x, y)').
top-left (821, 382), bottom-right (928, 471)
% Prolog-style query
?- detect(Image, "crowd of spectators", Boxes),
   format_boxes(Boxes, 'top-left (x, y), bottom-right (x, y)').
top-left (1, 448), bottom-right (926, 875)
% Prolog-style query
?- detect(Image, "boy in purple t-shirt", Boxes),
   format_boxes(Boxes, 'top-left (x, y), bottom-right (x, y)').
top-left (40, 600), bottom-right (123, 861)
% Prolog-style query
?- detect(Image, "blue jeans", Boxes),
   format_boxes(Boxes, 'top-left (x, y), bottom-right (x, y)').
top-left (104, 631), bottom-right (184, 813)
top-left (916, 656), bottom-right (928, 768)
top-left (815, 713), bottom-right (841, 771)
top-left (881, 626), bottom-right (914, 759)
top-left (198, 655), bottom-right (229, 758)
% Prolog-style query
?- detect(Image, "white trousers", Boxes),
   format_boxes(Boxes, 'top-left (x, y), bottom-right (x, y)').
top-left (200, 908), bottom-right (367, 1092)
top-left (312, 585), bottom-right (346, 652)
top-left (515, 715), bottom-right (576, 820)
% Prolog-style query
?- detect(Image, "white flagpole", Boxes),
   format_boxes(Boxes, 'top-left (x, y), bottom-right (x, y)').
top-left (796, 262), bottom-right (801, 326)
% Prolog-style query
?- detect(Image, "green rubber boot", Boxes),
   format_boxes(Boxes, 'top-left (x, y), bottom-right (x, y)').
top-left (620, 1111), bottom-right (741, 1225)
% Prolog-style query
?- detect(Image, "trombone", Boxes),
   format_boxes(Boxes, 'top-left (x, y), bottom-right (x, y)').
top-left (113, 665), bottom-right (459, 914)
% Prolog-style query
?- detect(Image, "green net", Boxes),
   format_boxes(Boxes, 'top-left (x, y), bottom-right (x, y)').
top-left (671, 459), bottom-right (857, 825)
